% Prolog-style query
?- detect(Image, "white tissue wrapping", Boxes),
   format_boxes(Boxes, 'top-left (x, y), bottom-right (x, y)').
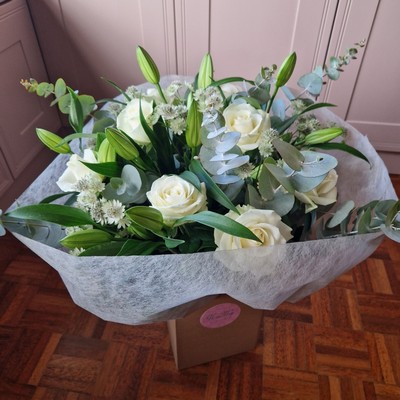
top-left (11, 76), bottom-right (397, 325)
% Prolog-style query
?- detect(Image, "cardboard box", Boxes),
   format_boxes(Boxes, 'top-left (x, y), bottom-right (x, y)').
top-left (167, 295), bottom-right (263, 369)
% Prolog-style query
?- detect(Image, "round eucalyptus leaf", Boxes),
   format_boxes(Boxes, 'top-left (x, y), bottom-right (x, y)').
top-left (299, 151), bottom-right (338, 177)
top-left (297, 72), bottom-right (323, 96)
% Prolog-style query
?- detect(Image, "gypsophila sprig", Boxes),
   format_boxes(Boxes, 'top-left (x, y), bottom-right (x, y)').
top-left (3, 40), bottom-right (399, 252)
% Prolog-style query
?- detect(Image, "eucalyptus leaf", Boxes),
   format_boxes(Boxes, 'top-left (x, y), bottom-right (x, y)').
top-left (271, 98), bottom-right (286, 120)
top-left (327, 201), bottom-right (355, 228)
top-left (289, 172), bottom-right (327, 193)
top-left (263, 191), bottom-right (295, 216)
top-left (299, 151), bottom-right (338, 177)
top-left (379, 224), bottom-right (400, 243)
top-left (297, 72), bottom-right (323, 96)
top-left (265, 164), bottom-right (294, 193)
top-left (258, 165), bottom-right (276, 200)
top-left (272, 138), bottom-right (304, 171)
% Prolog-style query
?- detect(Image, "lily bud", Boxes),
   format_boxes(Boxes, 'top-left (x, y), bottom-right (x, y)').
top-left (197, 53), bottom-right (213, 89)
top-left (60, 229), bottom-right (113, 249)
top-left (97, 138), bottom-right (116, 163)
top-left (105, 127), bottom-right (139, 160)
top-left (185, 101), bottom-right (201, 149)
top-left (136, 46), bottom-right (160, 84)
top-left (36, 128), bottom-right (71, 154)
top-left (276, 52), bottom-right (297, 88)
top-left (304, 128), bottom-right (343, 145)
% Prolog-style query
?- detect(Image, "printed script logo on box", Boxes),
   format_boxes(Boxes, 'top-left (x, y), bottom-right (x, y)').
top-left (200, 303), bottom-right (241, 328)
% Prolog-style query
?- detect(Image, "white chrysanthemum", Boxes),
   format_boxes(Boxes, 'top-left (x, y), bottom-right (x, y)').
top-left (90, 199), bottom-right (107, 225)
top-left (291, 99), bottom-right (307, 113)
top-left (169, 117), bottom-right (186, 135)
top-left (258, 128), bottom-right (278, 157)
top-left (166, 81), bottom-right (184, 96)
top-left (125, 85), bottom-right (141, 98)
top-left (234, 162), bottom-right (254, 179)
top-left (74, 174), bottom-right (105, 194)
top-left (194, 87), bottom-right (223, 112)
top-left (108, 102), bottom-right (124, 118)
top-left (76, 192), bottom-right (98, 209)
top-left (69, 247), bottom-right (85, 256)
top-left (102, 199), bottom-right (126, 226)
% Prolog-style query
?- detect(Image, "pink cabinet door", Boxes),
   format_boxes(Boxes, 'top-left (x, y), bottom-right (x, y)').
top-left (174, 0), bottom-right (339, 82)
top-left (322, 0), bottom-right (400, 173)
top-left (0, 0), bottom-right (61, 208)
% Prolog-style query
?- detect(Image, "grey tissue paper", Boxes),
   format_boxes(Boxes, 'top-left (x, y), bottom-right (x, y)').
top-left (11, 76), bottom-right (397, 324)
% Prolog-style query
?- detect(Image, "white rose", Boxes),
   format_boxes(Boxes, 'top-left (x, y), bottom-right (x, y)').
top-left (57, 149), bottom-right (101, 192)
top-left (295, 169), bottom-right (338, 213)
top-left (214, 205), bottom-right (293, 251)
top-left (146, 175), bottom-right (207, 225)
top-left (116, 98), bottom-right (154, 145)
top-left (223, 103), bottom-right (270, 152)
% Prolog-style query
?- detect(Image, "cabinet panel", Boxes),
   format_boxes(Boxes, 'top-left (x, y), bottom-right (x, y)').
top-left (175, 0), bottom-right (338, 82)
top-left (0, 149), bottom-right (13, 198)
top-left (323, 0), bottom-right (400, 173)
top-left (0, 0), bottom-right (61, 178)
top-left (27, 0), bottom-right (175, 99)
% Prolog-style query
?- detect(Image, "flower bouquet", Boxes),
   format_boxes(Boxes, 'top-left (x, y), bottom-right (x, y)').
top-left (0, 43), bottom-right (399, 324)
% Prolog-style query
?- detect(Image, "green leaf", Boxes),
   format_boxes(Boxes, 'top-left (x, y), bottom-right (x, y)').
top-left (67, 87), bottom-right (84, 132)
top-left (6, 204), bottom-right (94, 227)
top-left (92, 117), bottom-right (115, 133)
top-left (189, 158), bottom-right (238, 213)
top-left (173, 211), bottom-right (262, 243)
top-left (81, 162), bottom-right (122, 177)
top-left (272, 138), bottom-right (304, 171)
top-left (117, 239), bottom-right (163, 255)
top-left (385, 200), bottom-right (400, 227)
top-left (210, 77), bottom-right (255, 87)
top-left (180, 171), bottom-right (202, 193)
top-left (100, 77), bottom-right (131, 101)
top-left (310, 142), bottom-right (370, 165)
top-left (327, 201), bottom-right (355, 228)
top-left (39, 192), bottom-right (77, 204)
top-left (358, 208), bottom-right (374, 233)
top-left (139, 102), bottom-right (175, 173)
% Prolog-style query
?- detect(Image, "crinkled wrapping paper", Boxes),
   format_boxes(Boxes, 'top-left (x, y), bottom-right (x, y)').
top-left (10, 76), bottom-right (397, 325)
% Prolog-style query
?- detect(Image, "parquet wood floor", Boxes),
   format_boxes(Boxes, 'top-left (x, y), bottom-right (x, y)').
top-left (0, 176), bottom-right (399, 400)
